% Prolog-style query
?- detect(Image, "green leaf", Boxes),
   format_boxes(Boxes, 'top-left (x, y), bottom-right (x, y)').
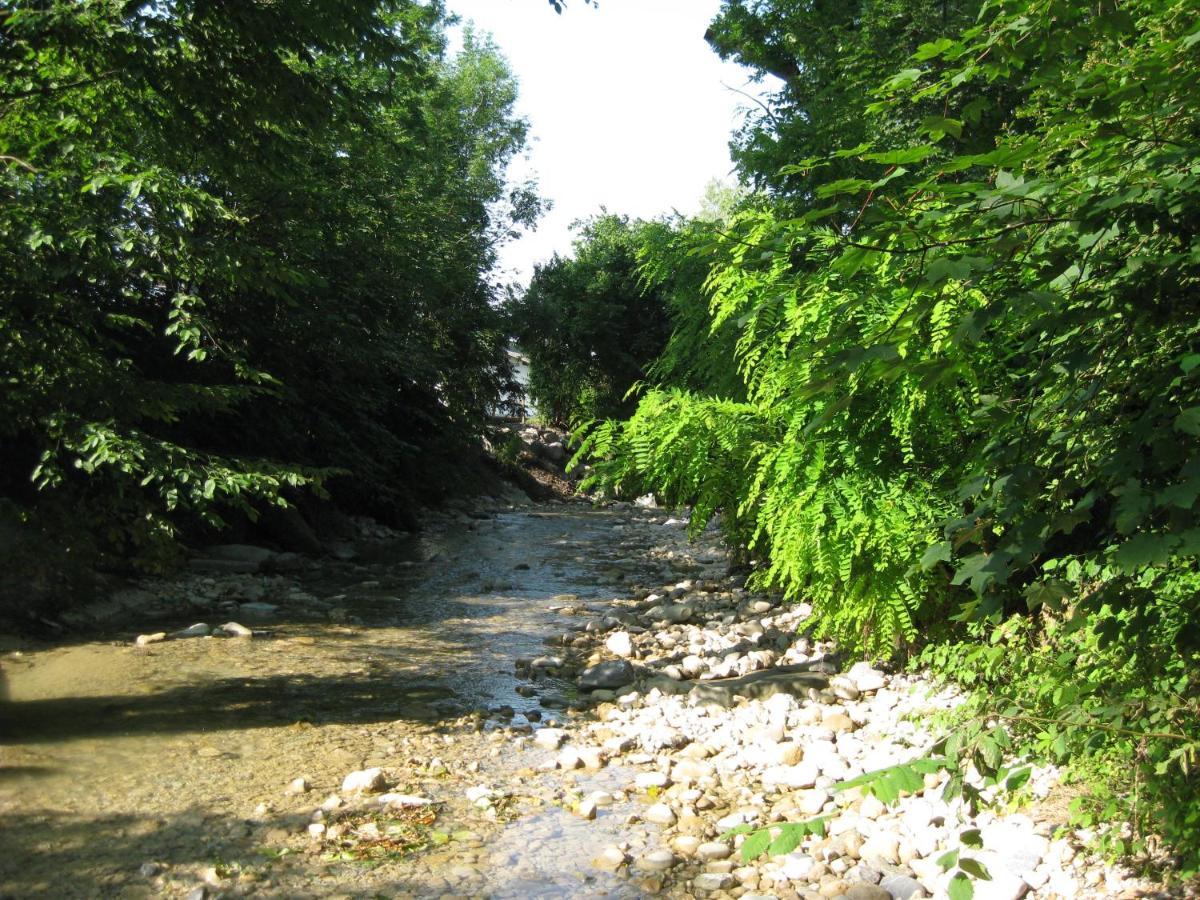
top-left (914, 37), bottom-right (958, 60)
top-left (1113, 533), bottom-right (1178, 571)
top-left (719, 823), bottom-right (756, 840)
top-left (863, 145), bottom-right (937, 165)
top-left (921, 116), bottom-right (964, 139)
top-left (768, 824), bottom-right (805, 856)
top-left (921, 541), bottom-right (952, 570)
top-left (948, 872), bottom-right (974, 900)
top-left (1004, 768), bottom-right (1032, 792)
top-left (741, 828), bottom-right (773, 862)
top-left (925, 256), bottom-right (976, 284)
top-left (885, 68), bottom-right (925, 91)
top-left (1173, 408), bottom-right (1200, 436)
top-left (959, 857), bottom-right (992, 880)
top-left (1023, 579), bottom-right (1070, 613)
top-left (937, 848), bottom-right (961, 870)
top-left (951, 552), bottom-right (1010, 595)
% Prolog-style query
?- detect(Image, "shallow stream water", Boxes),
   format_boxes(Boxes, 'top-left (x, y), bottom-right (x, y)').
top-left (0, 501), bottom-right (717, 898)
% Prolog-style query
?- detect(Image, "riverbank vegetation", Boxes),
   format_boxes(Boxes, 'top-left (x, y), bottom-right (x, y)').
top-left (542, 0), bottom-right (1200, 876)
top-left (1, 1), bottom-right (534, 595)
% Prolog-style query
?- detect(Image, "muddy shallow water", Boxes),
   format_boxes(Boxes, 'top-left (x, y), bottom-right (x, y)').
top-left (0, 501), bottom-right (720, 898)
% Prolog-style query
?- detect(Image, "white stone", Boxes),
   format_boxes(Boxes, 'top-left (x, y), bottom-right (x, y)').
top-left (860, 831), bottom-right (901, 866)
top-left (761, 761), bottom-right (820, 790)
top-left (340, 767), bottom-right (386, 794)
top-left (578, 747), bottom-right (606, 769)
top-left (644, 803), bottom-right (677, 825)
top-left (533, 728), bottom-right (566, 750)
top-left (848, 662), bottom-right (887, 693)
top-left (859, 794), bottom-right (886, 820)
top-left (595, 846), bottom-right (627, 870)
top-left (636, 771), bottom-right (671, 790)
top-left (557, 748), bottom-right (583, 769)
top-left (797, 789), bottom-right (830, 816)
top-left (637, 849), bottom-right (676, 871)
top-left (696, 841), bottom-right (731, 861)
top-left (606, 631), bottom-right (635, 657)
top-left (779, 852), bottom-right (815, 881)
top-left (717, 809), bottom-right (756, 830)
top-left (830, 675), bottom-right (861, 700)
top-left (465, 784), bottom-right (494, 805)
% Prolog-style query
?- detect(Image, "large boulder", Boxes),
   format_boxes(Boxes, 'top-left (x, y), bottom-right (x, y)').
top-left (578, 659), bottom-right (636, 691)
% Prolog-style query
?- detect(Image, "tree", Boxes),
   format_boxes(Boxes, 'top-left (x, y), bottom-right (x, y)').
top-left (1, 0), bottom-right (537, 578)
top-left (706, 0), bottom-right (988, 199)
top-left (507, 215), bottom-right (671, 426)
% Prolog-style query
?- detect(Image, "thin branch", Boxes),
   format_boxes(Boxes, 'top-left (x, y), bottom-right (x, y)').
top-left (721, 81), bottom-right (781, 127)
top-left (838, 217), bottom-right (1069, 256)
top-left (0, 70), bottom-right (119, 102)
top-left (0, 154), bottom-right (37, 173)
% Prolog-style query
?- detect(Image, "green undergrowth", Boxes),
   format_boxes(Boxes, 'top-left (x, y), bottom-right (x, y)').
top-left (571, 0), bottom-right (1200, 876)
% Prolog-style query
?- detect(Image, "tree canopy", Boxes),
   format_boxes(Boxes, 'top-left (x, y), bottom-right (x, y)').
top-left (1, 1), bottom-right (535, 569)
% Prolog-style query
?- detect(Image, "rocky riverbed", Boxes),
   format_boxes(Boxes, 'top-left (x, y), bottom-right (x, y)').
top-left (0, 493), bottom-right (1173, 898)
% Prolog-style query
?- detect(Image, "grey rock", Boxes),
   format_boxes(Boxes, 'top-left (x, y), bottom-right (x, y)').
top-left (880, 873), bottom-right (928, 899)
top-left (661, 603), bottom-right (694, 624)
top-left (188, 558), bottom-right (261, 575)
top-left (844, 886), bottom-right (891, 900)
top-left (171, 622), bottom-right (211, 638)
top-left (263, 552), bottom-right (306, 573)
top-left (694, 872), bottom-right (735, 891)
top-left (578, 659), bottom-right (636, 691)
top-left (205, 544), bottom-right (276, 564)
top-left (689, 663), bottom-right (830, 707)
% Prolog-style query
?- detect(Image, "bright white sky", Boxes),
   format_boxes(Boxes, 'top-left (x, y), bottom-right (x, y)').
top-left (444, 0), bottom-right (769, 287)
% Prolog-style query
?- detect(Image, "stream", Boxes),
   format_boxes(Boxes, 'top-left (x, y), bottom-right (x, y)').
top-left (0, 499), bottom-right (726, 898)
